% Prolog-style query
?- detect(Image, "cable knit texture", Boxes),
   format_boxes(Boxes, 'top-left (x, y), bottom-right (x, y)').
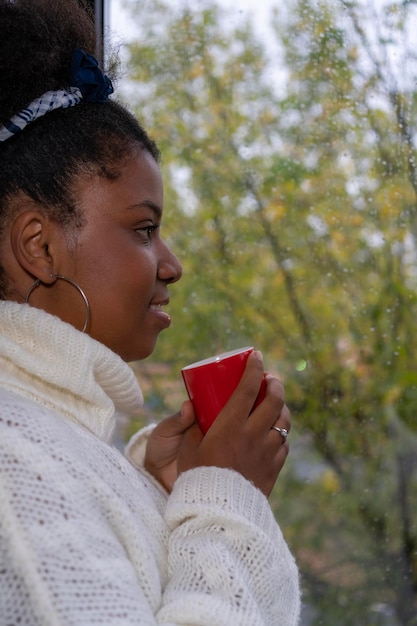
top-left (0, 300), bottom-right (301, 625)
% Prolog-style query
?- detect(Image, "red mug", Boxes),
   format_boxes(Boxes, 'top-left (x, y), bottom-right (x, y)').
top-left (181, 346), bottom-right (266, 434)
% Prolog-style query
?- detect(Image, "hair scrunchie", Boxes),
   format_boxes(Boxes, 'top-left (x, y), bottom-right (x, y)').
top-left (0, 49), bottom-right (113, 142)
top-left (70, 49), bottom-right (114, 103)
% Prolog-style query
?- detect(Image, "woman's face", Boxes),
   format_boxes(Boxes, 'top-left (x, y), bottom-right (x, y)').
top-left (56, 149), bottom-right (182, 361)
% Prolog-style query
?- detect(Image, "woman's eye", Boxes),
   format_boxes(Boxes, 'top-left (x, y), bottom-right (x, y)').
top-left (136, 224), bottom-right (159, 242)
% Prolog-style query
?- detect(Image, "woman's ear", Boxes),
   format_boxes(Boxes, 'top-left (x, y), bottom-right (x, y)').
top-left (10, 210), bottom-right (58, 284)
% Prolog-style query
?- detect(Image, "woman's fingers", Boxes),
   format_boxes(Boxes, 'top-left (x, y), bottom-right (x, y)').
top-left (209, 351), bottom-right (265, 433)
top-left (175, 352), bottom-right (293, 497)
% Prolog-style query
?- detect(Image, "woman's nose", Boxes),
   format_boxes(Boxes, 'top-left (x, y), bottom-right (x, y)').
top-left (158, 241), bottom-right (183, 284)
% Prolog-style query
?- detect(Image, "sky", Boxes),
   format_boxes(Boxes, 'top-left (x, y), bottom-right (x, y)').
top-left (108, 0), bottom-right (276, 45)
top-left (106, 0), bottom-right (282, 96)
top-left (106, 0), bottom-right (416, 105)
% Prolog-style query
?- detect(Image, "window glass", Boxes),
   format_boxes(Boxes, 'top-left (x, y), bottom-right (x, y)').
top-left (111, 2), bottom-right (417, 623)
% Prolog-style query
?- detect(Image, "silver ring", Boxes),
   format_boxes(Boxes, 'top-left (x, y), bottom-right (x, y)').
top-left (271, 426), bottom-right (288, 440)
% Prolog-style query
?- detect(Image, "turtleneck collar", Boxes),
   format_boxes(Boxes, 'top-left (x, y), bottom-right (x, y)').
top-left (0, 300), bottom-right (143, 443)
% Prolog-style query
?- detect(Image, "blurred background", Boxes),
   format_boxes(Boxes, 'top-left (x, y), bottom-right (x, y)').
top-left (89, 1), bottom-right (417, 623)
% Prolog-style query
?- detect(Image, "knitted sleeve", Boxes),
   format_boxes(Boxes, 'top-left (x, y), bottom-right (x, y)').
top-left (159, 467), bottom-right (300, 626)
top-left (126, 428), bottom-right (301, 625)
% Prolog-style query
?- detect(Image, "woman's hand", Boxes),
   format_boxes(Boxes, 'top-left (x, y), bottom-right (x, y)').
top-left (176, 351), bottom-right (291, 497)
top-left (144, 402), bottom-right (197, 493)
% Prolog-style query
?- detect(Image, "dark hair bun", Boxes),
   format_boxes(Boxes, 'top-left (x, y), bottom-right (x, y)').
top-left (0, 0), bottom-right (96, 121)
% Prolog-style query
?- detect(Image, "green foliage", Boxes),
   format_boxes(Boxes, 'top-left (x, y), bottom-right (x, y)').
top-left (121, 0), bottom-right (417, 623)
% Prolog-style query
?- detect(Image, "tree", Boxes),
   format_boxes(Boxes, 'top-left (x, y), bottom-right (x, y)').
top-left (121, 0), bottom-right (417, 622)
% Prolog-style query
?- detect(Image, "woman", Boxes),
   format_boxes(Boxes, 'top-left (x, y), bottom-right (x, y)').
top-left (0, 1), bottom-right (300, 624)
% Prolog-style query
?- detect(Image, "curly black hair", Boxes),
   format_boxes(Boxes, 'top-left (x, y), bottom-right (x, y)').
top-left (0, 0), bottom-right (160, 298)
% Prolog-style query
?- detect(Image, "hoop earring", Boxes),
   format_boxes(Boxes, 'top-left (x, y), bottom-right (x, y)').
top-left (25, 274), bottom-right (90, 333)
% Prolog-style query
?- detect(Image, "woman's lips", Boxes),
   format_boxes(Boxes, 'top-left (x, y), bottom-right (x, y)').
top-left (149, 302), bottom-right (171, 328)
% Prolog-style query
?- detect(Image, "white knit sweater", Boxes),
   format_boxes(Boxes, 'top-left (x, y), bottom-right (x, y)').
top-left (0, 300), bottom-right (300, 626)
